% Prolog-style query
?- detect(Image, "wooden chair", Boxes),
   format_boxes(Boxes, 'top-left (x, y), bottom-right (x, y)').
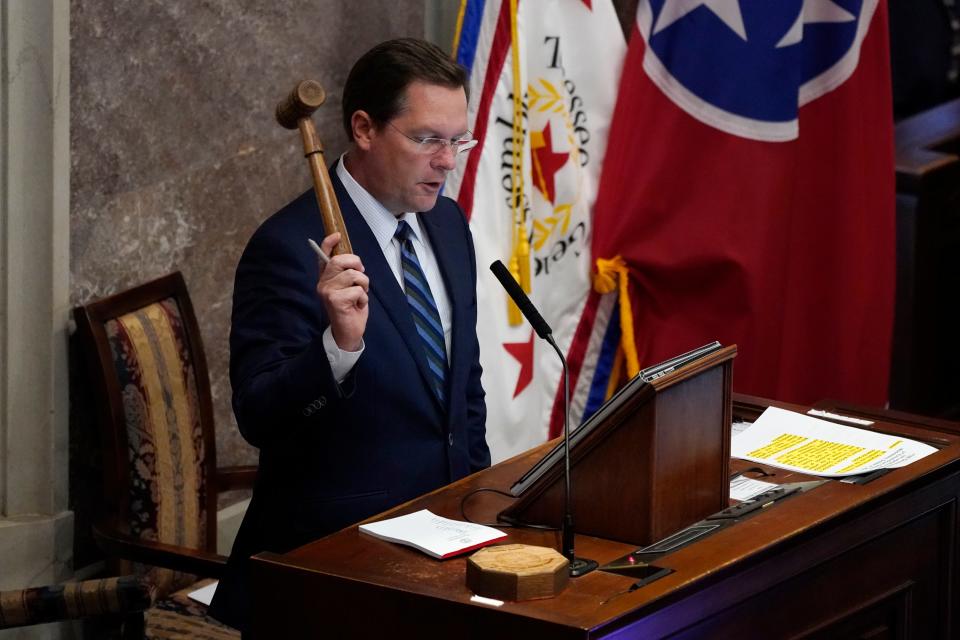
top-left (73, 271), bottom-right (255, 637)
top-left (0, 575), bottom-right (154, 638)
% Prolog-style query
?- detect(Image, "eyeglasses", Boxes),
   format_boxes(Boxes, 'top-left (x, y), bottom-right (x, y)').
top-left (387, 121), bottom-right (478, 155)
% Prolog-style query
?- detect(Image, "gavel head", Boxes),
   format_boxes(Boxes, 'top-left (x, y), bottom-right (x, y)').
top-left (276, 80), bottom-right (326, 130)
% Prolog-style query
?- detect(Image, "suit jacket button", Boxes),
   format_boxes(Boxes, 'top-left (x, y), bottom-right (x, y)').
top-left (448, 433), bottom-right (454, 446)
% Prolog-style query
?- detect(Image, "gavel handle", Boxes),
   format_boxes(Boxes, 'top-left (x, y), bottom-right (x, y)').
top-left (298, 118), bottom-right (353, 255)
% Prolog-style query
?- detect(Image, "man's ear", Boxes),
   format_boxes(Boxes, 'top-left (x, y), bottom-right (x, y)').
top-left (351, 110), bottom-right (377, 150)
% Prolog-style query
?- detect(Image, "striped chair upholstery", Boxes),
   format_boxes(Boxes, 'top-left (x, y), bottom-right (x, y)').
top-left (75, 272), bottom-right (250, 638)
top-left (103, 297), bottom-right (208, 597)
top-left (0, 575), bottom-right (155, 629)
top-left (143, 579), bottom-right (239, 640)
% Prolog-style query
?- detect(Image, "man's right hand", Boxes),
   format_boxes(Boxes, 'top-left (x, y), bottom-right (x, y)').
top-left (316, 232), bottom-right (369, 351)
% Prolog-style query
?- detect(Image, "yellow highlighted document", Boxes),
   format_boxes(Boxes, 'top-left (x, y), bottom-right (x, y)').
top-left (732, 407), bottom-right (937, 478)
top-left (747, 434), bottom-right (806, 459)
top-left (776, 440), bottom-right (864, 472)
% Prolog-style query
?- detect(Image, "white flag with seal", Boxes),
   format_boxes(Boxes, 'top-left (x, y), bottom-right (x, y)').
top-left (447, 0), bottom-right (626, 462)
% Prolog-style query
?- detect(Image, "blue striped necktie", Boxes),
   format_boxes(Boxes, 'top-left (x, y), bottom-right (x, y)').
top-left (394, 220), bottom-right (447, 404)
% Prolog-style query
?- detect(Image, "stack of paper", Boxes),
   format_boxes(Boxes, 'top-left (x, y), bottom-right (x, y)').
top-left (732, 407), bottom-right (937, 477)
top-left (187, 580), bottom-right (217, 605)
top-left (359, 509), bottom-right (508, 559)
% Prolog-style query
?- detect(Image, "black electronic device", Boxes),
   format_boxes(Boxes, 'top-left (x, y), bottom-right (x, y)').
top-left (599, 480), bottom-right (824, 572)
top-left (638, 341), bottom-right (722, 382)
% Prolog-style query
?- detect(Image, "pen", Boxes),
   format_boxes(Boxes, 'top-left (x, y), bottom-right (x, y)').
top-left (307, 238), bottom-right (331, 265)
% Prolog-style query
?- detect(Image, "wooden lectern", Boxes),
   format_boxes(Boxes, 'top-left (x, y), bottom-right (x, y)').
top-left (501, 345), bottom-right (736, 546)
top-left (250, 396), bottom-right (960, 638)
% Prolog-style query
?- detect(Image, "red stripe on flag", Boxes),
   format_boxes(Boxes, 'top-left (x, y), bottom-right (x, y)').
top-left (548, 288), bottom-right (602, 439)
top-left (589, 11), bottom-right (894, 406)
top-left (457, 0), bottom-right (513, 221)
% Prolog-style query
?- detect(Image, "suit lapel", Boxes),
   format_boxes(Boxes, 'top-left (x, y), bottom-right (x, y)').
top-left (330, 170), bottom-right (446, 414)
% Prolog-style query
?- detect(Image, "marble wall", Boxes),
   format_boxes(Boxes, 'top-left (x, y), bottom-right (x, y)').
top-left (70, 1), bottom-right (426, 469)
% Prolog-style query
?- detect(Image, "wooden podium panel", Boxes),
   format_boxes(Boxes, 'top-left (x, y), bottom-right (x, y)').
top-left (891, 97), bottom-right (960, 418)
top-left (501, 346), bottom-right (736, 546)
top-left (251, 398), bottom-right (960, 638)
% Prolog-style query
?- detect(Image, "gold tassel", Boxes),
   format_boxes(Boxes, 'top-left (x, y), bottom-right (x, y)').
top-left (506, 0), bottom-right (528, 326)
top-left (593, 256), bottom-right (640, 378)
top-left (507, 253), bottom-right (523, 325)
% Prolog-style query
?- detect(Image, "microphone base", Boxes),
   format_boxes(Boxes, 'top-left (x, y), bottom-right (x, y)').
top-left (568, 557), bottom-right (599, 578)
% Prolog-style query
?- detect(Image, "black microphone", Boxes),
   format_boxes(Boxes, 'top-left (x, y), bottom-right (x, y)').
top-left (488, 261), bottom-right (597, 578)
top-left (489, 261), bottom-right (553, 340)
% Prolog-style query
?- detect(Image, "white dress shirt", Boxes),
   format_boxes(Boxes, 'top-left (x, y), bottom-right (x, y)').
top-left (323, 154), bottom-right (453, 382)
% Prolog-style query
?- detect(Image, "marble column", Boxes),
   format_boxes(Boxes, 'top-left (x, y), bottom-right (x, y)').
top-left (0, 0), bottom-right (74, 599)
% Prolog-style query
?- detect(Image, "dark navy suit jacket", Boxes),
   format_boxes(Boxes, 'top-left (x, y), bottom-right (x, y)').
top-left (209, 168), bottom-right (489, 631)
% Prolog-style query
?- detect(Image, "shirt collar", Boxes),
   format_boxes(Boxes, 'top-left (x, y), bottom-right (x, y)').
top-left (336, 153), bottom-right (426, 251)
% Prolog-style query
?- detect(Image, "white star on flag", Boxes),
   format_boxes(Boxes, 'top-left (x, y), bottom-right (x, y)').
top-left (652, 0), bottom-right (748, 40)
top-left (777, 0), bottom-right (856, 48)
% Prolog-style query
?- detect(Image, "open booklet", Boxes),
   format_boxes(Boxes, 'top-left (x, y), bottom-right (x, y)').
top-left (359, 509), bottom-right (507, 559)
top-left (732, 407), bottom-right (937, 477)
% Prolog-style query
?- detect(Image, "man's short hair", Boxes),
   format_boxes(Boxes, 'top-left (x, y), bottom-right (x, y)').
top-left (342, 38), bottom-right (469, 140)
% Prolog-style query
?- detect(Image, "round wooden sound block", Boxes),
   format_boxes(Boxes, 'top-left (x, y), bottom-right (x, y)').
top-left (466, 544), bottom-right (569, 601)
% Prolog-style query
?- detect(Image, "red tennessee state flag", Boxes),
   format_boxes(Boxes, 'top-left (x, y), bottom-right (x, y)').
top-left (584, 0), bottom-right (895, 406)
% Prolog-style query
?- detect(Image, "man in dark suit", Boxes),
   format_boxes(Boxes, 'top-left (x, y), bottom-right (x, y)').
top-left (209, 38), bottom-right (490, 633)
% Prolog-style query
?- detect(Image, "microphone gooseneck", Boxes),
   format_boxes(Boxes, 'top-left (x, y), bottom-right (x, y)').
top-left (489, 261), bottom-right (597, 577)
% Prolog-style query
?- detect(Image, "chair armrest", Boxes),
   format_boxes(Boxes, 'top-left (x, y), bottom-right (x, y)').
top-left (215, 465), bottom-right (257, 492)
top-left (0, 575), bottom-right (156, 629)
top-left (93, 522), bottom-right (229, 579)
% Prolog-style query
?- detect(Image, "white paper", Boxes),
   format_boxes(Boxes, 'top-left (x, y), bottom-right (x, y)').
top-left (729, 476), bottom-right (778, 501)
top-left (731, 407), bottom-right (937, 478)
top-left (187, 580), bottom-right (217, 606)
top-left (806, 409), bottom-right (874, 426)
top-left (731, 420), bottom-right (754, 437)
top-left (359, 509), bottom-right (507, 559)
top-left (470, 594), bottom-right (504, 607)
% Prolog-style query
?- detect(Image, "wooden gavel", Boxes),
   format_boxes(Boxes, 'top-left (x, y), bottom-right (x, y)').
top-left (276, 80), bottom-right (353, 255)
